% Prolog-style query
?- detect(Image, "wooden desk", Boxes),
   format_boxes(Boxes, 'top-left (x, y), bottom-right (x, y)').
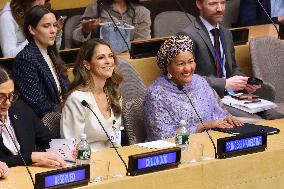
top-left (245, 24), bottom-right (278, 40)
top-left (2, 119), bottom-right (284, 189)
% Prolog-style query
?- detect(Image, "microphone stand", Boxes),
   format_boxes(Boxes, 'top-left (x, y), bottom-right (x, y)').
top-left (81, 100), bottom-right (129, 175)
top-left (0, 118), bottom-right (35, 186)
top-left (177, 86), bottom-right (218, 159)
top-left (99, 1), bottom-right (132, 58)
top-left (175, 0), bottom-right (193, 23)
top-left (257, 0), bottom-right (280, 39)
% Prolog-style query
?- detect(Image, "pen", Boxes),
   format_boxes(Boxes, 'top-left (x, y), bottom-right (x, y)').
top-left (244, 99), bottom-right (261, 104)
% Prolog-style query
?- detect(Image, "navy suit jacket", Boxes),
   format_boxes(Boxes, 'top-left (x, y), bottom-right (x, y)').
top-left (0, 100), bottom-right (53, 167)
top-left (179, 17), bottom-right (244, 97)
top-left (12, 41), bottom-right (69, 118)
top-left (238, 0), bottom-right (277, 27)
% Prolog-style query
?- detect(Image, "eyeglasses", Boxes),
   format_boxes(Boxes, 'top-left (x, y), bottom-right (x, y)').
top-left (0, 92), bottom-right (19, 105)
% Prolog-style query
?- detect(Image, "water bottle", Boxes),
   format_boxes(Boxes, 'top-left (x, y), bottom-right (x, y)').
top-left (76, 133), bottom-right (91, 165)
top-left (175, 120), bottom-right (189, 151)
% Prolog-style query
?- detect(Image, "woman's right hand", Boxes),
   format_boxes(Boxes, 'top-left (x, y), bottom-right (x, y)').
top-left (0, 161), bottom-right (9, 178)
top-left (206, 119), bottom-right (234, 129)
top-left (31, 152), bottom-right (66, 168)
top-left (81, 18), bottom-right (101, 34)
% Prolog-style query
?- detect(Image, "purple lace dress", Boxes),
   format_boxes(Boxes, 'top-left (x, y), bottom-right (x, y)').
top-left (144, 74), bottom-right (227, 141)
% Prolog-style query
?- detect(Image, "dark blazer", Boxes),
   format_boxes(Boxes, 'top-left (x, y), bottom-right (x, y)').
top-left (178, 17), bottom-right (244, 98)
top-left (237, 0), bottom-right (277, 27)
top-left (0, 100), bottom-right (53, 167)
top-left (12, 41), bottom-right (69, 118)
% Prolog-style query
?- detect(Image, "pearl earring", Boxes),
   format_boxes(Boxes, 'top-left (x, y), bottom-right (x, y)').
top-left (167, 72), bottom-right (172, 80)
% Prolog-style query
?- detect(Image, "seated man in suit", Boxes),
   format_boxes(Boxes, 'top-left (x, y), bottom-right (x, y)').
top-left (237, 0), bottom-right (284, 27)
top-left (0, 66), bottom-right (66, 167)
top-left (178, 0), bottom-right (283, 120)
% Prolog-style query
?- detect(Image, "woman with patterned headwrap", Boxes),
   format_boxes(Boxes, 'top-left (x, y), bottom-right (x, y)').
top-left (144, 35), bottom-right (243, 141)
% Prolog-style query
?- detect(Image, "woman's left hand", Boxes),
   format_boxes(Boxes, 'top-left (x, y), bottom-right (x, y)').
top-left (224, 116), bottom-right (243, 127)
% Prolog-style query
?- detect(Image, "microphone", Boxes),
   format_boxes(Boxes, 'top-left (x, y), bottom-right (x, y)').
top-left (98, 1), bottom-right (132, 57)
top-left (0, 119), bottom-right (35, 186)
top-left (81, 100), bottom-right (129, 175)
top-left (177, 85), bottom-right (218, 159)
top-left (256, 0), bottom-right (280, 39)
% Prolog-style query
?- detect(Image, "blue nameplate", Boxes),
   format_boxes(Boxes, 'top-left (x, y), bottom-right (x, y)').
top-left (128, 147), bottom-right (181, 176)
top-left (217, 132), bottom-right (267, 158)
top-left (35, 164), bottom-right (90, 189)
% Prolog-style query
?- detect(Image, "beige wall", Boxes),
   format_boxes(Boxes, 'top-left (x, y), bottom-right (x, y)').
top-left (0, 0), bottom-right (93, 10)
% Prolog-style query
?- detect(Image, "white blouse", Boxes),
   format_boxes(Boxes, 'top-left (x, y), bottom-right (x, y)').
top-left (60, 90), bottom-right (122, 152)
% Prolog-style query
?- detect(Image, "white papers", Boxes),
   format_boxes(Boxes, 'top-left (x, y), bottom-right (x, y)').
top-left (46, 138), bottom-right (76, 162)
top-left (222, 95), bottom-right (277, 114)
top-left (135, 140), bottom-right (176, 149)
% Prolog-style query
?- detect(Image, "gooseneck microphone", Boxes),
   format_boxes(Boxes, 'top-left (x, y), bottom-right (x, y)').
top-left (177, 85), bottom-right (218, 159)
top-left (98, 1), bottom-right (132, 56)
top-left (0, 119), bottom-right (35, 186)
top-left (175, 0), bottom-right (193, 23)
top-left (81, 100), bottom-right (129, 175)
top-left (256, 0), bottom-right (280, 39)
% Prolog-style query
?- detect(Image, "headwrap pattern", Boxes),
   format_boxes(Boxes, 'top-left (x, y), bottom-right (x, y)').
top-left (156, 35), bottom-right (194, 73)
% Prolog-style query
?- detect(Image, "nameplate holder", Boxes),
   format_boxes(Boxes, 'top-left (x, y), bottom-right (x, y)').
top-left (34, 164), bottom-right (90, 189)
top-left (230, 28), bottom-right (249, 45)
top-left (130, 37), bottom-right (169, 59)
top-left (217, 132), bottom-right (267, 159)
top-left (128, 147), bottom-right (181, 176)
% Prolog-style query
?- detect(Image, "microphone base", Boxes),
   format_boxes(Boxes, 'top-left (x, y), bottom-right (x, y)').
top-left (279, 24), bottom-right (284, 39)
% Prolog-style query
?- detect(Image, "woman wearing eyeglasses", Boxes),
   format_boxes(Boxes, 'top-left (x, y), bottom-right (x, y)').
top-left (0, 66), bottom-right (66, 167)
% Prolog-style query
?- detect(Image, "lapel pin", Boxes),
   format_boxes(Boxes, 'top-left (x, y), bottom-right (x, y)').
top-left (14, 115), bottom-right (18, 120)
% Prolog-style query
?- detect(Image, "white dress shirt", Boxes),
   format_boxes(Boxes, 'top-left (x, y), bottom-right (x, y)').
top-left (60, 90), bottom-right (123, 152)
top-left (0, 114), bottom-right (20, 155)
top-left (199, 16), bottom-right (227, 78)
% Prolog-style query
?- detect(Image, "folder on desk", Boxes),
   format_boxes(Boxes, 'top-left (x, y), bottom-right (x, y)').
top-left (213, 123), bottom-right (280, 135)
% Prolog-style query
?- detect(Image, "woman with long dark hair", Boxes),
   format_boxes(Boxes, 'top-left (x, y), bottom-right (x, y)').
top-left (12, 6), bottom-right (69, 119)
top-left (0, 0), bottom-right (63, 57)
top-left (72, 0), bottom-right (151, 46)
top-left (61, 38), bottom-right (123, 152)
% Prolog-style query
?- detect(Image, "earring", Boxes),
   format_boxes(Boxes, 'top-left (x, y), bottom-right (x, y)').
top-left (167, 72), bottom-right (172, 80)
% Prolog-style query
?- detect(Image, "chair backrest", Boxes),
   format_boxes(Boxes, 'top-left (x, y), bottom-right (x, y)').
top-left (117, 58), bottom-right (147, 144)
top-left (41, 111), bottom-right (61, 138)
top-left (153, 11), bottom-right (195, 38)
top-left (63, 15), bottom-right (81, 49)
top-left (222, 0), bottom-right (240, 28)
top-left (249, 36), bottom-right (284, 102)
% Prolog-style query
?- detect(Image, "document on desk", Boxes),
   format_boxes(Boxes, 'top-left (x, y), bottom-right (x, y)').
top-left (46, 138), bottom-right (76, 162)
top-left (135, 140), bottom-right (176, 149)
top-left (222, 95), bottom-right (277, 114)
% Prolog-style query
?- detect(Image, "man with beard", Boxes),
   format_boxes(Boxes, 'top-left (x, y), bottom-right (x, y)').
top-left (178, 0), bottom-right (283, 120)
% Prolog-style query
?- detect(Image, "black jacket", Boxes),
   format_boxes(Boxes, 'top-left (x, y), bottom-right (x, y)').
top-left (0, 100), bottom-right (53, 167)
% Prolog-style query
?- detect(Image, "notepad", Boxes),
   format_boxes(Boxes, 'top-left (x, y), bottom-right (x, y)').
top-left (222, 95), bottom-right (277, 114)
